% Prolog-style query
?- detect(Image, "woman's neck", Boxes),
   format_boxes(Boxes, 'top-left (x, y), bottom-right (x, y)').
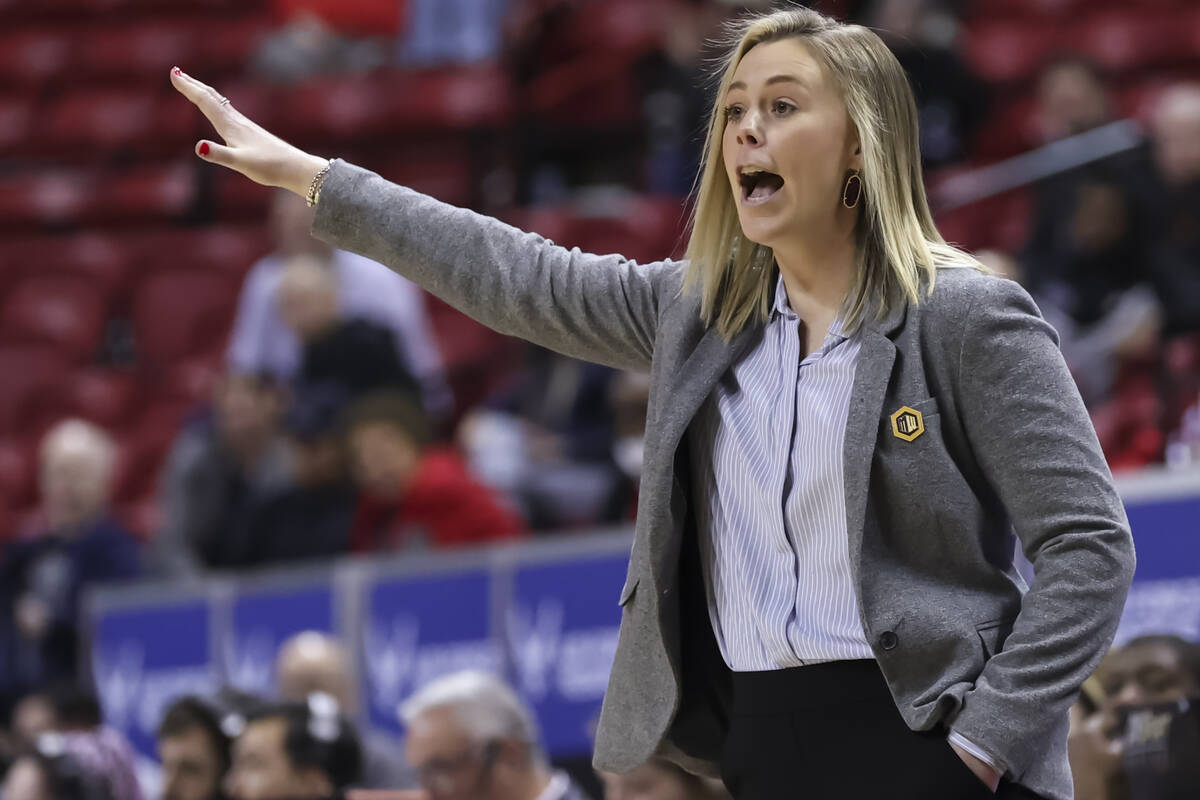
top-left (771, 228), bottom-right (858, 319)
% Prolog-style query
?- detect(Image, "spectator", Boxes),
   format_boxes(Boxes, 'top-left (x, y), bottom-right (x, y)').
top-left (275, 631), bottom-right (415, 790)
top-left (225, 697), bottom-right (362, 800)
top-left (400, 670), bottom-right (588, 800)
top-left (0, 421), bottom-right (140, 699)
top-left (458, 348), bottom-right (618, 530)
top-left (1069, 635), bottom-right (1200, 800)
top-left (598, 757), bottom-right (730, 800)
top-left (9, 693), bottom-right (56, 751)
top-left (1021, 55), bottom-right (1160, 406)
top-left (346, 392), bottom-right (525, 553)
top-left (865, 0), bottom-right (987, 167)
top-left (277, 255), bottom-right (420, 402)
top-left (1148, 84), bottom-right (1200, 338)
top-left (156, 697), bottom-right (232, 800)
top-left (155, 373), bottom-right (291, 574)
top-left (2, 729), bottom-right (144, 800)
top-left (230, 383), bottom-right (357, 568)
top-left (227, 191), bottom-right (449, 418)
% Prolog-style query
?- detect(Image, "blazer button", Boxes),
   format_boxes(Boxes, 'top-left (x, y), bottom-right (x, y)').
top-left (878, 631), bottom-right (899, 651)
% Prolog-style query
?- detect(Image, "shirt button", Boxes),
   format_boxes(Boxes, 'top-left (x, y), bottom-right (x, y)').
top-left (878, 631), bottom-right (899, 651)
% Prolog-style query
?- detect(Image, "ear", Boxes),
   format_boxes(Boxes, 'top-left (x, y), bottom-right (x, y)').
top-left (845, 123), bottom-right (863, 171)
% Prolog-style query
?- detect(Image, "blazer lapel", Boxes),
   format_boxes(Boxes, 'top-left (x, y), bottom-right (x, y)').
top-left (843, 300), bottom-right (907, 582)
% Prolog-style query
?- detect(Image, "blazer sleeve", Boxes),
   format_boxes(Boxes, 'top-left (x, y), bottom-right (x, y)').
top-left (947, 277), bottom-right (1136, 778)
top-left (311, 160), bottom-right (675, 372)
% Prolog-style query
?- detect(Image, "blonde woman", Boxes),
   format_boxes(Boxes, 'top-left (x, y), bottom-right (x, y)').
top-left (171, 7), bottom-right (1133, 799)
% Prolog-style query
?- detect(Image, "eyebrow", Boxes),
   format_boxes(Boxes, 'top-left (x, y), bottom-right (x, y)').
top-left (728, 74), bottom-right (807, 92)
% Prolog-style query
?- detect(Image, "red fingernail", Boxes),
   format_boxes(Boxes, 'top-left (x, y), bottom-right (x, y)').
top-left (198, 142), bottom-right (210, 156)
top-left (172, 66), bottom-right (181, 75)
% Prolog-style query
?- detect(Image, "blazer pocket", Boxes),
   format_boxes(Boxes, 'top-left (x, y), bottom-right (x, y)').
top-left (618, 576), bottom-right (640, 607)
top-left (975, 616), bottom-right (1017, 660)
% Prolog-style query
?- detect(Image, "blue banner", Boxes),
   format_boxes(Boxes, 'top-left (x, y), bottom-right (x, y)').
top-left (360, 568), bottom-right (502, 734)
top-left (91, 600), bottom-right (216, 758)
top-left (507, 553), bottom-right (627, 757)
top-left (224, 585), bottom-right (335, 696)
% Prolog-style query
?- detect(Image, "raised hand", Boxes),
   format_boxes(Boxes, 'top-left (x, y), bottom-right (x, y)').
top-left (168, 67), bottom-right (329, 198)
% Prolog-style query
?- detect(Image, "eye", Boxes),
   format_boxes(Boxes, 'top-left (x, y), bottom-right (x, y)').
top-left (723, 104), bottom-right (744, 122)
top-left (772, 100), bottom-right (796, 116)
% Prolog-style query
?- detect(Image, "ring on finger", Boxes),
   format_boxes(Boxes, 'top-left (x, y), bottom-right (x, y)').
top-left (219, 96), bottom-right (231, 106)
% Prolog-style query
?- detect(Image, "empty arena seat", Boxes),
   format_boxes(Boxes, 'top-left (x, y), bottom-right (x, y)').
top-left (42, 88), bottom-right (156, 153)
top-left (76, 20), bottom-right (198, 81)
top-left (0, 170), bottom-right (94, 228)
top-left (0, 438), bottom-right (37, 510)
top-left (0, 345), bottom-right (71, 437)
top-left (1070, 11), bottom-right (1191, 72)
top-left (96, 164), bottom-right (195, 223)
top-left (0, 95), bottom-right (35, 154)
top-left (0, 275), bottom-right (108, 362)
top-left (962, 23), bottom-right (1058, 85)
top-left (68, 367), bottom-right (138, 430)
top-left (0, 29), bottom-right (72, 88)
top-left (131, 268), bottom-right (237, 364)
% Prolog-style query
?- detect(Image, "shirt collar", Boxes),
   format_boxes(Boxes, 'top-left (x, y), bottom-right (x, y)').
top-left (770, 274), bottom-right (850, 343)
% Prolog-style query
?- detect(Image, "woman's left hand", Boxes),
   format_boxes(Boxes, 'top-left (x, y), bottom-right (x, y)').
top-left (950, 741), bottom-right (1002, 793)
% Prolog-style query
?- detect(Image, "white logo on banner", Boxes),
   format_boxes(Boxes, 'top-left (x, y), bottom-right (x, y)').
top-left (507, 599), bottom-right (619, 703)
top-left (364, 614), bottom-right (502, 716)
top-left (94, 641), bottom-right (217, 741)
top-left (223, 630), bottom-right (278, 694)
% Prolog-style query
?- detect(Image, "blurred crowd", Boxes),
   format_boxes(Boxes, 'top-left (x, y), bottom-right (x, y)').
top-left (1, 0), bottom-right (1199, 797)
top-left (1, 630), bottom-right (1196, 799)
top-left (0, 630), bottom-right (734, 800)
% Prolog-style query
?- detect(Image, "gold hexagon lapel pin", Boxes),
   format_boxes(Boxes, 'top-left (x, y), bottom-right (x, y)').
top-left (890, 406), bottom-right (925, 442)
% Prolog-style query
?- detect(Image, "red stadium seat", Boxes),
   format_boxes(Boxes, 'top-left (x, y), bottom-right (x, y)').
top-left (133, 226), bottom-right (269, 279)
top-left (0, 30), bottom-right (72, 88)
top-left (0, 438), bottom-right (37, 511)
top-left (0, 96), bottom-right (35, 154)
top-left (0, 345), bottom-right (72, 437)
top-left (68, 368), bottom-right (139, 430)
top-left (0, 275), bottom-right (109, 363)
top-left (131, 268), bottom-right (237, 364)
top-left (0, 170), bottom-right (94, 228)
top-left (42, 89), bottom-right (157, 153)
top-left (962, 23), bottom-right (1059, 85)
top-left (1070, 11), bottom-right (1191, 73)
top-left (94, 164), bottom-right (195, 223)
top-left (76, 20), bottom-right (198, 81)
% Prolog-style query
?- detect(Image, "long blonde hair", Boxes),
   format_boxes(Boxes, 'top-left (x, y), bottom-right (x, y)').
top-left (684, 6), bottom-right (981, 339)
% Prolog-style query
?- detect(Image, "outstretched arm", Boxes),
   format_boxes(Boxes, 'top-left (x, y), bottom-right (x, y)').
top-left (170, 68), bottom-right (671, 371)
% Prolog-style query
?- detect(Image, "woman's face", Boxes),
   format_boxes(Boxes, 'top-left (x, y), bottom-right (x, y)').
top-left (721, 38), bottom-right (859, 250)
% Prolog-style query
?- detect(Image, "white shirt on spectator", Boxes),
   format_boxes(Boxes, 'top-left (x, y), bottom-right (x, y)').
top-left (227, 249), bottom-right (451, 415)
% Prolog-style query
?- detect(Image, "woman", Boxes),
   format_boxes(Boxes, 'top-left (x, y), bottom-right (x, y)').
top-left (170, 7), bottom-right (1134, 799)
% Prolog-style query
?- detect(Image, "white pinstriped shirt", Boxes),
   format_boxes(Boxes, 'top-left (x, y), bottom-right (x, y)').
top-left (690, 275), bottom-right (873, 671)
top-left (688, 274), bottom-right (1004, 776)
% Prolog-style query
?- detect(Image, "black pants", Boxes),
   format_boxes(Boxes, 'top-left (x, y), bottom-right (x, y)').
top-left (720, 660), bottom-right (1047, 800)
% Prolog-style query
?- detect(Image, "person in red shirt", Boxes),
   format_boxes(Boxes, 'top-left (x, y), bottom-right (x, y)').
top-left (345, 392), bottom-right (525, 552)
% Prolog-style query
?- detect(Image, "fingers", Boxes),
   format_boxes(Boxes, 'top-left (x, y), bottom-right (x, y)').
top-left (195, 139), bottom-right (236, 168)
top-left (170, 67), bottom-right (234, 138)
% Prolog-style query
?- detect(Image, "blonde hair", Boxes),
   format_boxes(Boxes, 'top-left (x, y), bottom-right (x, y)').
top-left (684, 5), bottom-right (981, 338)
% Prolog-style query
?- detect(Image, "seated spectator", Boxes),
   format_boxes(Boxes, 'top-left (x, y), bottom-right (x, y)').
top-left (227, 191), bottom-right (449, 417)
top-left (1021, 55), bottom-right (1160, 406)
top-left (0, 421), bottom-right (140, 699)
top-left (225, 697), bottom-right (362, 800)
top-left (275, 631), bottom-right (415, 790)
top-left (866, 0), bottom-right (987, 167)
top-left (346, 392), bottom-right (525, 553)
top-left (1069, 635), bottom-right (1200, 800)
top-left (155, 374), bottom-right (291, 574)
top-left (156, 697), bottom-right (231, 800)
top-left (2, 728), bottom-right (144, 800)
top-left (9, 693), bottom-right (56, 751)
top-left (400, 670), bottom-right (587, 800)
top-left (1148, 84), bottom-right (1200, 338)
top-left (598, 757), bottom-right (730, 800)
top-left (277, 255), bottom-right (420, 402)
top-left (231, 383), bottom-right (357, 568)
top-left (458, 347), bottom-right (619, 530)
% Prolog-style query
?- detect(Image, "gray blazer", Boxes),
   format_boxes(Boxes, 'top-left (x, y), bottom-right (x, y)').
top-left (312, 162), bottom-right (1136, 800)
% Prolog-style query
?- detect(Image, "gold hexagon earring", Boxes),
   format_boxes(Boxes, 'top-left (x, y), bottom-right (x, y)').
top-left (842, 169), bottom-right (862, 209)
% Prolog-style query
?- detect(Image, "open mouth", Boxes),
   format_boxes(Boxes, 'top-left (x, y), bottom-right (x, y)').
top-left (739, 167), bottom-right (784, 205)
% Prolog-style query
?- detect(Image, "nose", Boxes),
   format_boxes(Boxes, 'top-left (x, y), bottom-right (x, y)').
top-left (735, 110), bottom-right (762, 147)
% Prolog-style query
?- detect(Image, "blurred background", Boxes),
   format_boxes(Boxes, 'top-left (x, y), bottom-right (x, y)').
top-left (0, 0), bottom-right (1198, 798)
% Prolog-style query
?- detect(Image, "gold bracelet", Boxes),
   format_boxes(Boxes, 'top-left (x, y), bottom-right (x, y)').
top-left (305, 159), bottom-right (334, 208)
